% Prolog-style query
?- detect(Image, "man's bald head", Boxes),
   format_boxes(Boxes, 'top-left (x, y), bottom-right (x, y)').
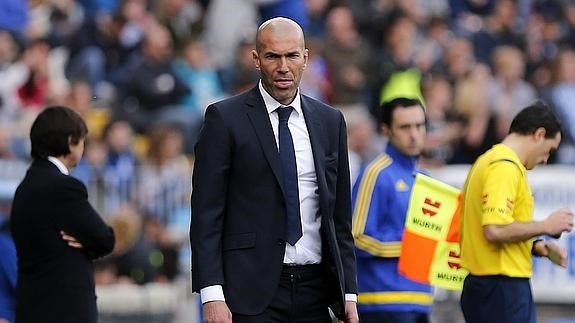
top-left (251, 17), bottom-right (308, 105)
top-left (256, 17), bottom-right (305, 53)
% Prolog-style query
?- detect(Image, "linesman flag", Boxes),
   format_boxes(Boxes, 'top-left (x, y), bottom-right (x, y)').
top-left (398, 174), bottom-right (468, 290)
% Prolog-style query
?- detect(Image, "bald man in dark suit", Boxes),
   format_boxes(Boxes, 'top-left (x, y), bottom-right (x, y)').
top-left (191, 17), bottom-right (358, 323)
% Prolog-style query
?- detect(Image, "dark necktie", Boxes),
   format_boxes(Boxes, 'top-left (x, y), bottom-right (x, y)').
top-left (277, 106), bottom-right (302, 245)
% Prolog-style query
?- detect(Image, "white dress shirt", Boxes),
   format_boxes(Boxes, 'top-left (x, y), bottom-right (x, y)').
top-left (47, 156), bottom-right (69, 175)
top-left (259, 82), bottom-right (322, 266)
top-left (200, 82), bottom-right (356, 303)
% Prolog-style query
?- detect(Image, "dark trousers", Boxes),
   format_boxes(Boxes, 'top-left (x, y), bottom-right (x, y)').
top-left (232, 264), bottom-right (332, 323)
top-left (360, 311), bottom-right (429, 323)
top-left (460, 274), bottom-right (536, 323)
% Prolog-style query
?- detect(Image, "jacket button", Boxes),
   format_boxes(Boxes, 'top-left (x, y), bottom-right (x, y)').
top-left (277, 239), bottom-right (285, 245)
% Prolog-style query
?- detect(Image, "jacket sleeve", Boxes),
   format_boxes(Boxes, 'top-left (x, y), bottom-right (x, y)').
top-left (190, 104), bottom-right (231, 292)
top-left (54, 177), bottom-right (115, 259)
top-left (352, 158), bottom-right (402, 258)
top-left (333, 111), bottom-right (358, 294)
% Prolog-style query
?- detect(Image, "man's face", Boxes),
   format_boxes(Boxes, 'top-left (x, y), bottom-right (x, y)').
top-left (68, 137), bottom-right (86, 169)
top-left (525, 131), bottom-right (561, 170)
top-left (383, 105), bottom-right (426, 157)
top-left (252, 27), bottom-right (308, 106)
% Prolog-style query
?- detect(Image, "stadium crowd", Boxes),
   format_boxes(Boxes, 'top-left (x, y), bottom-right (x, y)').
top-left (1, 0), bottom-right (575, 320)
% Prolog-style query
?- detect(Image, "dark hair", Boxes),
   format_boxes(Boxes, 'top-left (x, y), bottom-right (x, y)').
top-left (30, 106), bottom-right (88, 159)
top-left (509, 101), bottom-right (562, 139)
top-left (379, 97), bottom-right (425, 127)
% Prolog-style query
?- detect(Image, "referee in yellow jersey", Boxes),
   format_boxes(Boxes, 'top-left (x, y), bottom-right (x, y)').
top-left (459, 101), bottom-right (574, 323)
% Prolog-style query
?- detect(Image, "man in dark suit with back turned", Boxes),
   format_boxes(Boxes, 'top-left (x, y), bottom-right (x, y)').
top-left (10, 106), bottom-right (115, 323)
top-left (190, 17), bottom-right (359, 323)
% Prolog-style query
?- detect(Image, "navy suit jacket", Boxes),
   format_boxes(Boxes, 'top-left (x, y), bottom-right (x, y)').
top-left (10, 159), bottom-right (115, 323)
top-left (191, 86), bottom-right (357, 318)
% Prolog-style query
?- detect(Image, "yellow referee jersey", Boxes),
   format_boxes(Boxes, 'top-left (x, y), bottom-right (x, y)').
top-left (460, 144), bottom-right (534, 277)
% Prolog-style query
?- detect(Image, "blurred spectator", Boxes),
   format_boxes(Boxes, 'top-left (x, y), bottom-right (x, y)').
top-left (10, 38), bottom-right (70, 156)
top-left (299, 38), bottom-right (331, 102)
top-left (45, 0), bottom-right (86, 47)
top-left (65, 12), bottom-right (136, 94)
top-left (95, 203), bottom-right (180, 285)
top-left (121, 23), bottom-right (188, 113)
top-left (77, 0), bottom-right (121, 18)
top-left (72, 119), bottom-right (138, 217)
top-left (118, 0), bottom-right (155, 49)
top-left (443, 36), bottom-right (476, 83)
top-left (65, 80), bottom-right (111, 139)
top-left (102, 120), bottom-right (138, 200)
top-left (105, 204), bottom-right (159, 285)
top-left (17, 38), bottom-right (52, 111)
top-left (137, 123), bottom-right (191, 227)
top-left (304, 0), bottom-right (330, 38)
top-left (344, 108), bottom-right (378, 185)
top-left (0, 217), bottom-right (16, 323)
top-left (548, 48), bottom-right (575, 164)
top-left (0, 127), bottom-right (15, 160)
top-left (202, 0), bottom-right (258, 68)
top-left (0, 30), bottom-right (25, 123)
top-left (562, 2), bottom-right (575, 47)
top-left (120, 24), bottom-right (200, 152)
top-left (154, 0), bottom-right (204, 51)
top-left (0, 0), bottom-right (28, 36)
top-left (449, 0), bottom-right (495, 36)
top-left (371, 10), bottom-right (423, 113)
top-left (418, 17), bottom-right (454, 74)
top-left (141, 215), bottom-right (180, 282)
top-left (346, 0), bottom-right (395, 51)
top-left (450, 63), bottom-right (498, 164)
top-left (218, 36), bottom-right (260, 95)
top-left (173, 37), bottom-right (225, 115)
top-left (395, 0), bottom-right (442, 26)
top-left (416, 0), bottom-right (450, 21)
top-left (420, 73), bottom-right (463, 168)
top-left (323, 6), bottom-right (371, 109)
top-left (523, 11), bottom-right (554, 91)
top-left (258, 0), bottom-right (309, 31)
top-left (470, 0), bottom-right (523, 64)
top-left (488, 45), bottom-right (536, 140)
top-left (72, 138), bottom-right (112, 216)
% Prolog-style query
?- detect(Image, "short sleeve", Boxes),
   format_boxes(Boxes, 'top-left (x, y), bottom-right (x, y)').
top-left (481, 160), bottom-right (522, 226)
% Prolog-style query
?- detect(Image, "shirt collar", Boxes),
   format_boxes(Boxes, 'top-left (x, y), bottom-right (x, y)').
top-left (47, 156), bottom-right (69, 175)
top-left (385, 143), bottom-right (419, 170)
top-left (494, 144), bottom-right (527, 173)
top-left (258, 81), bottom-right (302, 116)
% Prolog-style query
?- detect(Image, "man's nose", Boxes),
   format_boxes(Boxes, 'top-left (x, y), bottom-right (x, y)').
top-left (278, 57), bottom-right (289, 72)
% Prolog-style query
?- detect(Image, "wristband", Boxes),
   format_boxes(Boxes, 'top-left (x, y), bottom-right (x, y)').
top-left (532, 238), bottom-right (544, 257)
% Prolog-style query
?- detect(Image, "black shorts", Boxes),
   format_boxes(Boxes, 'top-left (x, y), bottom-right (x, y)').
top-left (460, 274), bottom-right (535, 323)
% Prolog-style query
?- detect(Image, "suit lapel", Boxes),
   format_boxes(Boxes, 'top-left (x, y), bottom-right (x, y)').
top-left (245, 90), bottom-right (330, 205)
top-left (301, 96), bottom-right (329, 212)
top-left (245, 88), bottom-right (285, 194)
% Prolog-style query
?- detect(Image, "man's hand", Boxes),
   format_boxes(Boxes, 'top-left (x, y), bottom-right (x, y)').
top-left (544, 208), bottom-right (574, 238)
top-left (338, 301), bottom-right (359, 323)
top-left (545, 240), bottom-right (567, 268)
top-left (533, 239), bottom-right (567, 267)
top-left (60, 230), bottom-right (83, 249)
top-left (203, 300), bottom-right (232, 323)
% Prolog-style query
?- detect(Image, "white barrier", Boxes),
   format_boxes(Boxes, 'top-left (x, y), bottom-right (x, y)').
top-left (431, 165), bottom-right (575, 303)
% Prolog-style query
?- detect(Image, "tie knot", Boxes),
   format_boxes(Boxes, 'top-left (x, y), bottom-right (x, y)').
top-left (276, 106), bottom-right (293, 123)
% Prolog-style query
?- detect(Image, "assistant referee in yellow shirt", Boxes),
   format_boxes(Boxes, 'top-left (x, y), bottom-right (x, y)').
top-left (459, 101), bottom-right (574, 323)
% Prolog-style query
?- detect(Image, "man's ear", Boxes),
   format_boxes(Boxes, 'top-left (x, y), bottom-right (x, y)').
top-left (381, 124), bottom-right (390, 138)
top-left (534, 127), bottom-right (547, 141)
top-left (252, 50), bottom-right (260, 69)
